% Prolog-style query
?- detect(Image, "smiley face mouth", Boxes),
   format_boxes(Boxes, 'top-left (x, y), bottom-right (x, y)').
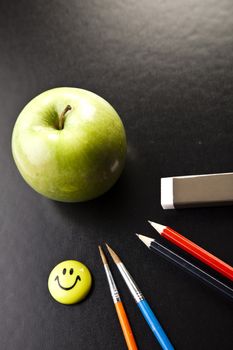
top-left (55, 275), bottom-right (81, 290)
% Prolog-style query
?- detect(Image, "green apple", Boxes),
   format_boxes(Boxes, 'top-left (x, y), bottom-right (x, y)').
top-left (12, 87), bottom-right (127, 202)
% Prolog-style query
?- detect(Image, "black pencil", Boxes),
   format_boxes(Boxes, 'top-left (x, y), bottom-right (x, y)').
top-left (136, 234), bottom-right (233, 301)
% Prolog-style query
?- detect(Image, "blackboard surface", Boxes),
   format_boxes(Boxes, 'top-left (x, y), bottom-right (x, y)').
top-left (0, 1), bottom-right (232, 349)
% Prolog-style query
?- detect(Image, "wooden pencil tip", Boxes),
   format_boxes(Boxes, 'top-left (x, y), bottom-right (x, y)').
top-left (98, 245), bottom-right (108, 265)
top-left (105, 243), bottom-right (121, 264)
top-left (136, 234), bottom-right (153, 248)
top-left (148, 220), bottom-right (165, 234)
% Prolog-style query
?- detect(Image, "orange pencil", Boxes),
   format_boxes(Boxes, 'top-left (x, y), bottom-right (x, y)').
top-left (98, 246), bottom-right (138, 350)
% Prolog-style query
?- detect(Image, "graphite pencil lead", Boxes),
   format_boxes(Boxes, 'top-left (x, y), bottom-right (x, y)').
top-left (136, 234), bottom-right (153, 248)
top-left (148, 221), bottom-right (165, 234)
top-left (105, 243), bottom-right (121, 264)
top-left (98, 245), bottom-right (108, 265)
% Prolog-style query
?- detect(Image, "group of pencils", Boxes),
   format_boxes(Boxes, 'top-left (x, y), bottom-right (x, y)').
top-left (99, 221), bottom-right (233, 350)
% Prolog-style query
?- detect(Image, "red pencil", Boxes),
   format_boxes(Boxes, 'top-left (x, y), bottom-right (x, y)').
top-left (149, 221), bottom-right (233, 282)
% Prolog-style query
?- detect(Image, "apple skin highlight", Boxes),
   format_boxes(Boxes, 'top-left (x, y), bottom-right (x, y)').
top-left (12, 87), bottom-right (127, 202)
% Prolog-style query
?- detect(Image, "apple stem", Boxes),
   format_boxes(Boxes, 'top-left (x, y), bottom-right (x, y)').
top-left (58, 105), bottom-right (72, 130)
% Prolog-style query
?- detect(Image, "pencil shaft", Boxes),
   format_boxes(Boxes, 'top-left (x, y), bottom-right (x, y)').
top-left (105, 268), bottom-right (138, 350)
top-left (137, 300), bottom-right (174, 350)
top-left (115, 301), bottom-right (138, 350)
top-left (150, 240), bottom-right (233, 300)
top-left (116, 262), bottom-right (174, 350)
top-left (99, 248), bottom-right (138, 350)
top-left (162, 227), bottom-right (233, 281)
top-left (105, 267), bottom-right (138, 349)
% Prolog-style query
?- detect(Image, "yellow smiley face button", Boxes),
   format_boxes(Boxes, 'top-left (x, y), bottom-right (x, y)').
top-left (48, 260), bottom-right (92, 305)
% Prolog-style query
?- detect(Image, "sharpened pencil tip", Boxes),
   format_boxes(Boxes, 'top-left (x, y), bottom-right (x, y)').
top-left (148, 221), bottom-right (165, 234)
top-left (105, 243), bottom-right (121, 264)
top-left (137, 234), bottom-right (153, 248)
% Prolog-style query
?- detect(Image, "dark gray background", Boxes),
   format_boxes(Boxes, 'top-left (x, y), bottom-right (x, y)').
top-left (0, 0), bottom-right (233, 349)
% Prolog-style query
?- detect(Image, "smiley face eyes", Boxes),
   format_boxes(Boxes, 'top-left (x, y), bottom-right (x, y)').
top-left (62, 268), bottom-right (74, 275)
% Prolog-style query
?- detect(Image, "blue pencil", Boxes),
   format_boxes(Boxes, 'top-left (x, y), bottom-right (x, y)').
top-left (106, 244), bottom-right (174, 350)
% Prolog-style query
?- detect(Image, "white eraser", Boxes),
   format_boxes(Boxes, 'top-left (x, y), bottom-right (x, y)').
top-left (161, 177), bottom-right (174, 209)
top-left (161, 172), bottom-right (233, 209)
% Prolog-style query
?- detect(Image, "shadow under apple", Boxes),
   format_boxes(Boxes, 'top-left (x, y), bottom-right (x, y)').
top-left (46, 152), bottom-right (158, 242)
